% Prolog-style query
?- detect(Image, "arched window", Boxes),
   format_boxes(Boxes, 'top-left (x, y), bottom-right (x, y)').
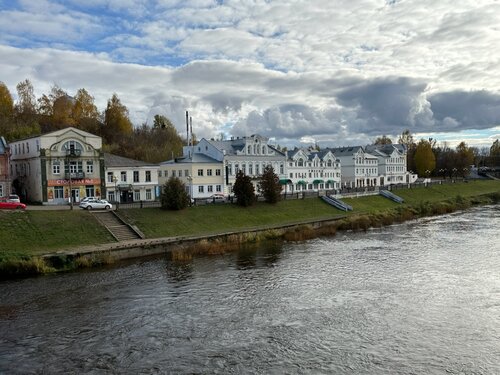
top-left (327, 160), bottom-right (332, 167)
top-left (298, 159), bottom-right (304, 167)
top-left (262, 146), bottom-right (266, 154)
top-left (62, 140), bottom-right (83, 152)
top-left (248, 145), bottom-right (251, 154)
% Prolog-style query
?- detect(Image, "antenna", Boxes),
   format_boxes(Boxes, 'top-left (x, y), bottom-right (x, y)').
top-left (185, 110), bottom-right (189, 146)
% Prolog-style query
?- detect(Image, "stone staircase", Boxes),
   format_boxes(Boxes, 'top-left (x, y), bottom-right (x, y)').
top-left (92, 211), bottom-right (143, 241)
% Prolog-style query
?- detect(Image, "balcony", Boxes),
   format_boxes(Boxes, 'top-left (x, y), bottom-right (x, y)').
top-left (65, 149), bottom-right (82, 157)
top-left (65, 172), bottom-right (85, 179)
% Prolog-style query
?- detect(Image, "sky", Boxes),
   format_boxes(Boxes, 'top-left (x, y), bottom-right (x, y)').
top-left (1, 0), bottom-right (500, 149)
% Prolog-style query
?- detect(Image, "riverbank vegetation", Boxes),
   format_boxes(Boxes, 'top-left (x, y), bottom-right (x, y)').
top-left (0, 180), bottom-right (499, 278)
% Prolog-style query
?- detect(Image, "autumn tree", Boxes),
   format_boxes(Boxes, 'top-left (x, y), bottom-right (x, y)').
top-left (0, 82), bottom-right (14, 137)
top-left (258, 165), bottom-right (282, 203)
top-left (72, 88), bottom-right (101, 134)
top-left (414, 139), bottom-right (436, 177)
top-left (153, 114), bottom-right (174, 129)
top-left (11, 79), bottom-right (40, 139)
top-left (374, 135), bottom-right (392, 145)
top-left (103, 93), bottom-right (133, 143)
top-left (232, 170), bottom-right (255, 207)
top-left (161, 177), bottom-right (190, 210)
top-left (455, 142), bottom-right (474, 177)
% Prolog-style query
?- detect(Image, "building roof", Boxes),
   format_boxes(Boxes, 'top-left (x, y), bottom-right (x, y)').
top-left (365, 144), bottom-right (407, 157)
top-left (328, 146), bottom-right (364, 156)
top-left (104, 153), bottom-right (158, 168)
top-left (160, 153), bottom-right (220, 165)
top-left (205, 135), bottom-right (285, 156)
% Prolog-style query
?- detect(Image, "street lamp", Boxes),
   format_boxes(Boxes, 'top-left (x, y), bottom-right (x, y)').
top-left (112, 175), bottom-right (118, 203)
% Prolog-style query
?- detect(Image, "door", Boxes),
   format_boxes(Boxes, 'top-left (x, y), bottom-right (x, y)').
top-left (71, 188), bottom-right (80, 203)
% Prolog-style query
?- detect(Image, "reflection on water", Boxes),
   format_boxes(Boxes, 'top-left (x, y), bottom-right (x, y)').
top-left (1, 206), bottom-right (499, 374)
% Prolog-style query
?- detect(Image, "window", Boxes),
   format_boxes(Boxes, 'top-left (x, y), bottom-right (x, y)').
top-left (198, 169), bottom-right (203, 176)
top-left (164, 170), bottom-right (168, 178)
top-left (207, 169), bottom-right (212, 176)
top-left (54, 186), bottom-right (64, 199)
top-left (158, 170), bottom-right (162, 177)
top-left (249, 164), bottom-right (253, 175)
top-left (198, 186), bottom-right (204, 193)
top-left (248, 145), bottom-right (251, 154)
top-left (121, 171), bottom-right (127, 182)
top-left (134, 190), bottom-right (140, 201)
top-left (280, 163), bottom-right (284, 174)
top-left (62, 140), bottom-right (83, 153)
top-left (216, 169), bottom-right (221, 176)
top-left (185, 170), bottom-right (189, 177)
top-left (235, 164), bottom-right (239, 174)
top-left (133, 171), bottom-right (139, 182)
top-left (85, 186), bottom-right (95, 198)
top-left (107, 172), bottom-right (114, 183)
top-left (146, 171), bottom-right (151, 182)
top-left (108, 191), bottom-right (115, 202)
top-left (146, 189), bottom-right (152, 200)
top-left (172, 170), bottom-right (176, 177)
top-left (0, 185), bottom-right (3, 197)
top-left (216, 185), bottom-right (222, 192)
top-left (27, 143), bottom-right (29, 153)
top-left (208, 185), bottom-right (213, 192)
top-left (255, 164), bottom-right (260, 175)
top-left (53, 161), bottom-right (60, 174)
top-left (262, 146), bottom-right (266, 154)
top-left (86, 161), bottom-right (93, 174)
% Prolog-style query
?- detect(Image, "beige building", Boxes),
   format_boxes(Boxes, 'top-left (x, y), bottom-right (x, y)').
top-left (9, 127), bottom-right (104, 204)
top-left (159, 153), bottom-right (224, 199)
top-left (104, 153), bottom-right (159, 203)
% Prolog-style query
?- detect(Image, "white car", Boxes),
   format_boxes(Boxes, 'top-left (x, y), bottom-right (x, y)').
top-left (81, 196), bottom-right (99, 203)
top-left (79, 199), bottom-right (113, 210)
top-left (206, 194), bottom-right (226, 203)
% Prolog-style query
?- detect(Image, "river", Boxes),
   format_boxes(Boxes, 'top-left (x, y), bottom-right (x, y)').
top-left (1, 206), bottom-right (499, 374)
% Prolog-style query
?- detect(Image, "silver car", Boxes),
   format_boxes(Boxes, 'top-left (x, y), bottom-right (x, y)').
top-left (79, 199), bottom-right (113, 210)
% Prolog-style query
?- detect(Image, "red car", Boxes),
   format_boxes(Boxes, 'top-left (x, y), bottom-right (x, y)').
top-left (0, 198), bottom-right (26, 210)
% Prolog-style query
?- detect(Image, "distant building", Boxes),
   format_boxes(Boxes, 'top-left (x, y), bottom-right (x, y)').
top-left (158, 153), bottom-right (223, 199)
top-left (365, 144), bottom-right (417, 185)
top-left (331, 146), bottom-right (379, 188)
top-left (0, 137), bottom-right (10, 198)
top-left (8, 127), bottom-right (104, 204)
top-left (104, 153), bottom-right (159, 203)
top-left (286, 148), bottom-right (341, 192)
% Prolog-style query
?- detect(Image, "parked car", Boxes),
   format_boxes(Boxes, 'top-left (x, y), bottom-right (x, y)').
top-left (7, 194), bottom-right (20, 203)
top-left (80, 196), bottom-right (99, 203)
top-left (0, 198), bottom-right (26, 210)
top-left (79, 199), bottom-right (113, 210)
top-left (206, 194), bottom-right (226, 203)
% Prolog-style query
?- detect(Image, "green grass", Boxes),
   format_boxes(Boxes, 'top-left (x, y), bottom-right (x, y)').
top-left (0, 180), bottom-right (499, 260)
top-left (119, 197), bottom-right (343, 238)
top-left (0, 210), bottom-right (114, 257)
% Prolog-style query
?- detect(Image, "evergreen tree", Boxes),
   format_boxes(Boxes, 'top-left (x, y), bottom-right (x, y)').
top-left (258, 165), bottom-right (282, 203)
top-left (161, 177), bottom-right (190, 210)
top-left (232, 170), bottom-right (255, 207)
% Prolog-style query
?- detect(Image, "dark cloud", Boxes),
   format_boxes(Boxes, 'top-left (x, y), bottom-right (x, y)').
top-left (336, 76), bottom-right (430, 134)
top-left (429, 90), bottom-right (500, 131)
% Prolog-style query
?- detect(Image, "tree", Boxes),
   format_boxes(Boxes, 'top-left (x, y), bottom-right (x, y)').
top-left (15, 79), bottom-right (37, 117)
top-left (153, 114), bottom-right (174, 129)
top-left (161, 177), bottom-right (190, 210)
top-left (0, 82), bottom-right (14, 136)
top-left (398, 129), bottom-right (416, 172)
top-left (374, 135), bottom-right (392, 145)
top-left (491, 139), bottom-right (500, 157)
top-left (455, 141), bottom-right (474, 177)
top-left (103, 93), bottom-right (133, 143)
top-left (232, 170), bottom-right (255, 207)
top-left (414, 139), bottom-right (436, 177)
top-left (258, 165), bottom-right (282, 203)
top-left (72, 88), bottom-right (100, 133)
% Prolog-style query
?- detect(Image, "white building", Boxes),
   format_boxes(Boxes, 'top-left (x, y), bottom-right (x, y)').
top-left (365, 144), bottom-right (416, 185)
top-left (104, 153), bottom-right (159, 203)
top-left (190, 134), bottom-right (288, 195)
top-left (286, 148), bottom-right (341, 192)
top-left (9, 127), bottom-right (104, 204)
top-left (331, 146), bottom-right (380, 188)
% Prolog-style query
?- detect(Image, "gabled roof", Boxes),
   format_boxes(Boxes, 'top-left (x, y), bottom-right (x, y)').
top-left (329, 146), bottom-right (364, 156)
top-left (365, 144), bottom-right (407, 157)
top-left (104, 153), bottom-right (157, 168)
top-left (0, 137), bottom-right (8, 154)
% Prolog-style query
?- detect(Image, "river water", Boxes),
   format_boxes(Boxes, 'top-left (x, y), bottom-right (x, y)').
top-left (1, 206), bottom-right (499, 374)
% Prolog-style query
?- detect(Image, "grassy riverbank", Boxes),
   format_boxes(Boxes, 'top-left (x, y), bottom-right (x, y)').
top-left (1, 180), bottom-right (499, 277)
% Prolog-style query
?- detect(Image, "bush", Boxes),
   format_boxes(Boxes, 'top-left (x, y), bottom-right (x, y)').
top-left (233, 170), bottom-right (255, 207)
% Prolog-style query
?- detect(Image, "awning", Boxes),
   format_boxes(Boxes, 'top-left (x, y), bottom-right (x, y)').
top-left (279, 179), bottom-right (292, 185)
top-left (326, 179), bottom-right (335, 184)
top-left (312, 179), bottom-right (324, 184)
top-left (297, 180), bottom-right (307, 186)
